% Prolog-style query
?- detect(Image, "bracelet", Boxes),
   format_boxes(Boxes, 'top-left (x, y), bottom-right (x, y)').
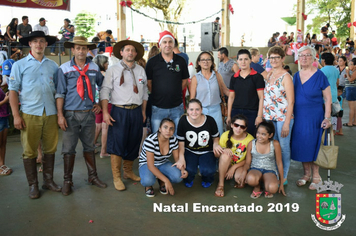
top-left (257, 115), bottom-right (263, 118)
top-left (324, 117), bottom-right (331, 121)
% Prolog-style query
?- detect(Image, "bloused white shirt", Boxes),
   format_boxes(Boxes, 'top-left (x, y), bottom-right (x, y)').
top-left (100, 61), bottom-right (148, 105)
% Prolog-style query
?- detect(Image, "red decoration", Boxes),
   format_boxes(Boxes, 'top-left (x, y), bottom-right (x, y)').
top-left (348, 23), bottom-right (352, 28)
top-left (353, 21), bottom-right (356, 27)
top-left (228, 4), bottom-right (234, 14)
top-left (302, 13), bottom-right (307, 20)
top-left (119, 1), bottom-right (132, 7)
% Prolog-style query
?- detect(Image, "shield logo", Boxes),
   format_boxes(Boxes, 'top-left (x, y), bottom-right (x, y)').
top-left (315, 193), bottom-right (342, 225)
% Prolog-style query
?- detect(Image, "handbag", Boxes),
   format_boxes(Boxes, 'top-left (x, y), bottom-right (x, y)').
top-left (314, 127), bottom-right (338, 169)
top-left (220, 95), bottom-right (228, 118)
top-left (331, 101), bottom-right (341, 116)
top-left (217, 73), bottom-right (228, 118)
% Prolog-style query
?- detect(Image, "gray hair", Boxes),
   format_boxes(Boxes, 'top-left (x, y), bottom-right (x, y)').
top-left (298, 46), bottom-right (316, 60)
top-left (93, 55), bottom-right (109, 71)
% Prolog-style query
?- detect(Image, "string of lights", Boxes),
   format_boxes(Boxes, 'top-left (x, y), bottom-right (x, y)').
top-left (128, 7), bottom-right (224, 25)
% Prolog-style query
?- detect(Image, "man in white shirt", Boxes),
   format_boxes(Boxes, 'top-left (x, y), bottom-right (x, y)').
top-left (33, 18), bottom-right (49, 35)
top-left (101, 40), bottom-right (147, 191)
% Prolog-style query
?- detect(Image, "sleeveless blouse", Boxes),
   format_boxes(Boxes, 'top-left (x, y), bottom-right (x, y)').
top-left (263, 72), bottom-right (291, 122)
top-left (195, 70), bottom-right (221, 107)
top-left (250, 140), bottom-right (277, 176)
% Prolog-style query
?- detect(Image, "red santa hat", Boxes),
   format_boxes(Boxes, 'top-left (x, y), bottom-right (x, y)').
top-left (158, 30), bottom-right (175, 46)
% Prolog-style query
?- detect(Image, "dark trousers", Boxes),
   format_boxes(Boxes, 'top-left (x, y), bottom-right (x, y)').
top-left (107, 105), bottom-right (143, 160)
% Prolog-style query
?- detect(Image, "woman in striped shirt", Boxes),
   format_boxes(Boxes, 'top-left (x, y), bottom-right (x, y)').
top-left (139, 118), bottom-right (188, 197)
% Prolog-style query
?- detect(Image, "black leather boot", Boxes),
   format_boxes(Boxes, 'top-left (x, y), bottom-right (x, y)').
top-left (83, 151), bottom-right (107, 188)
top-left (23, 158), bottom-right (40, 199)
top-left (62, 154), bottom-right (75, 196)
top-left (42, 154), bottom-right (62, 192)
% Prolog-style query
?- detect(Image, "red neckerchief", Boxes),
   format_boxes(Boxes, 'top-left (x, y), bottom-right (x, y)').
top-left (73, 64), bottom-right (94, 102)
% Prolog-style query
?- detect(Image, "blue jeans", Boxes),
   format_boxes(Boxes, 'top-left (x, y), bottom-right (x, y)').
top-left (0, 116), bottom-right (9, 132)
top-left (50, 37), bottom-right (70, 53)
top-left (151, 103), bottom-right (184, 135)
top-left (184, 149), bottom-right (216, 184)
top-left (271, 119), bottom-right (294, 179)
top-left (139, 161), bottom-right (183, 187)
top-left (203, 104), bottom-right (223, 136)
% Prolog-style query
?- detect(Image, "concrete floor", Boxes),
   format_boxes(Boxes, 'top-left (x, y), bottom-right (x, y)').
top-left (0, 107), bottom-right (355, 236)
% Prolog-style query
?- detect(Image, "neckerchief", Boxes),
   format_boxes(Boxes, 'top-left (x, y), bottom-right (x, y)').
top-left (73, 63), bottom-right (94, 102)
top-left (120, 60), bottom-right (138, 94)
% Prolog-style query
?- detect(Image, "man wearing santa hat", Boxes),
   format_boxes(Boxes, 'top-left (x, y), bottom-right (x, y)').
top-left (145, 30), bottom-right (189, 134)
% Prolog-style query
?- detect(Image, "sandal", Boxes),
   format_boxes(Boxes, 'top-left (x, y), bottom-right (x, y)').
top-left (343, 123), bottom-right (353, 127)
top-left (214, 186), bottom-right (224, 197)
top-left (296, 175), bottom-right (311, 187)
top-left (250, 191), bottom-right (262, 199)
top-left (265, 191), bottom-right (274, 198)
top-left (0, 165), bottom-right (12, 176)
top-left (309, 177), bottom-right (322, 190)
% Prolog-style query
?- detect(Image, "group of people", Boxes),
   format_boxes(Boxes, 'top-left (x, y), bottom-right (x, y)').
top-left (0, 26), bottom-right (336, 201)
top-left (1, 16), bottom-right (73, 57)
top-left (1, 16), bottom-right (119, 60)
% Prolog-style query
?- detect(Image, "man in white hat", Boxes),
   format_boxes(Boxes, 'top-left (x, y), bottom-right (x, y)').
top-left (100, 40), bottom-right (147, 191)
top-left (55, 36), bottom-right (107, 196)
top-left (33, 18), bottom-right (49, 35)
top-left (8, 31), bottom-right (61, 199)
top-left (145, 30), bottom-right (189, 134)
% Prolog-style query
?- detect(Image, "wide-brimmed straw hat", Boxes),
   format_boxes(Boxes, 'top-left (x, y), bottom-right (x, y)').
top-left (19, 31), bottom-right (56, 46)
top-left (64, 36), bottom-right (96, 50)
top-left (113, 40), bottom-right (144, 61)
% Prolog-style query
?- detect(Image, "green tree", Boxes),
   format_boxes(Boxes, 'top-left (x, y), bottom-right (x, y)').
top-left (306, 0), bottom-right (351, 44)
top-left (132, 0), bottom-right (186, 37)
top-left (73, 11), bottom-right (96, 39)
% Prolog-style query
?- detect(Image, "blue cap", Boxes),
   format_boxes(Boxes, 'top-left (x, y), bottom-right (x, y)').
top-left (2, 59), bottom-right (15, 76)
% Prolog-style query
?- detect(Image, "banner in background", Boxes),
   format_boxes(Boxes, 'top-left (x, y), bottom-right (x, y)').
top-left (0, 0), bottom-right (70, 11)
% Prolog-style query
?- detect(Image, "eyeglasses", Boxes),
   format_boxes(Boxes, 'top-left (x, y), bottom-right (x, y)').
top-left (200, 59), bottom-right (212, 62)
top-left (298, 54), bottom-right (313, 58)
top-left (167, 62), bottom-right (175, 71)
top-left (269, 56), bottom-right (281, 60)
top-left (232, 123), bottom-right (246, 129)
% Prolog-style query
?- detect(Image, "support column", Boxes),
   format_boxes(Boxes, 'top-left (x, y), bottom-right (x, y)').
top-left (117, 0), bottom-right (126, 41)
top-left (221, 0), bottom-right (230, 47)
top-left (351, 0), bottom-right (355, 40)
top-left (296, 0), bottom-right (305, 34)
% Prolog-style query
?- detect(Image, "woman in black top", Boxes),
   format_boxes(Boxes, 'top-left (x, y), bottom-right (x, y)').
top-left (227, 49), bottom-right (265, 136)
top-left (5, 18), bottom-right (18, 42)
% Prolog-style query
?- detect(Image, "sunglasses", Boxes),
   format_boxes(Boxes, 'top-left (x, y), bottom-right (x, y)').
top-left (232, 123), bottom-right (246, 129)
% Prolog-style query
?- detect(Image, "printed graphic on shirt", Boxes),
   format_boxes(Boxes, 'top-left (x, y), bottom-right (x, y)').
top-left (186, 130), bottom-right (210, 148)
top-left (232, 142), bottom-right (247, 164)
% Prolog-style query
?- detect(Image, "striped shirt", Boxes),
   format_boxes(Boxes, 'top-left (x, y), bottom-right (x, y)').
top-left (139, 132), bottom-right (179, 168)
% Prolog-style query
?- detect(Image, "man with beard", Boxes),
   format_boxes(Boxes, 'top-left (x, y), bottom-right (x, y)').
top-left (100, 40), bottom-right (147, 191)
top-left (217, 47), bottom-right (239, 88)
